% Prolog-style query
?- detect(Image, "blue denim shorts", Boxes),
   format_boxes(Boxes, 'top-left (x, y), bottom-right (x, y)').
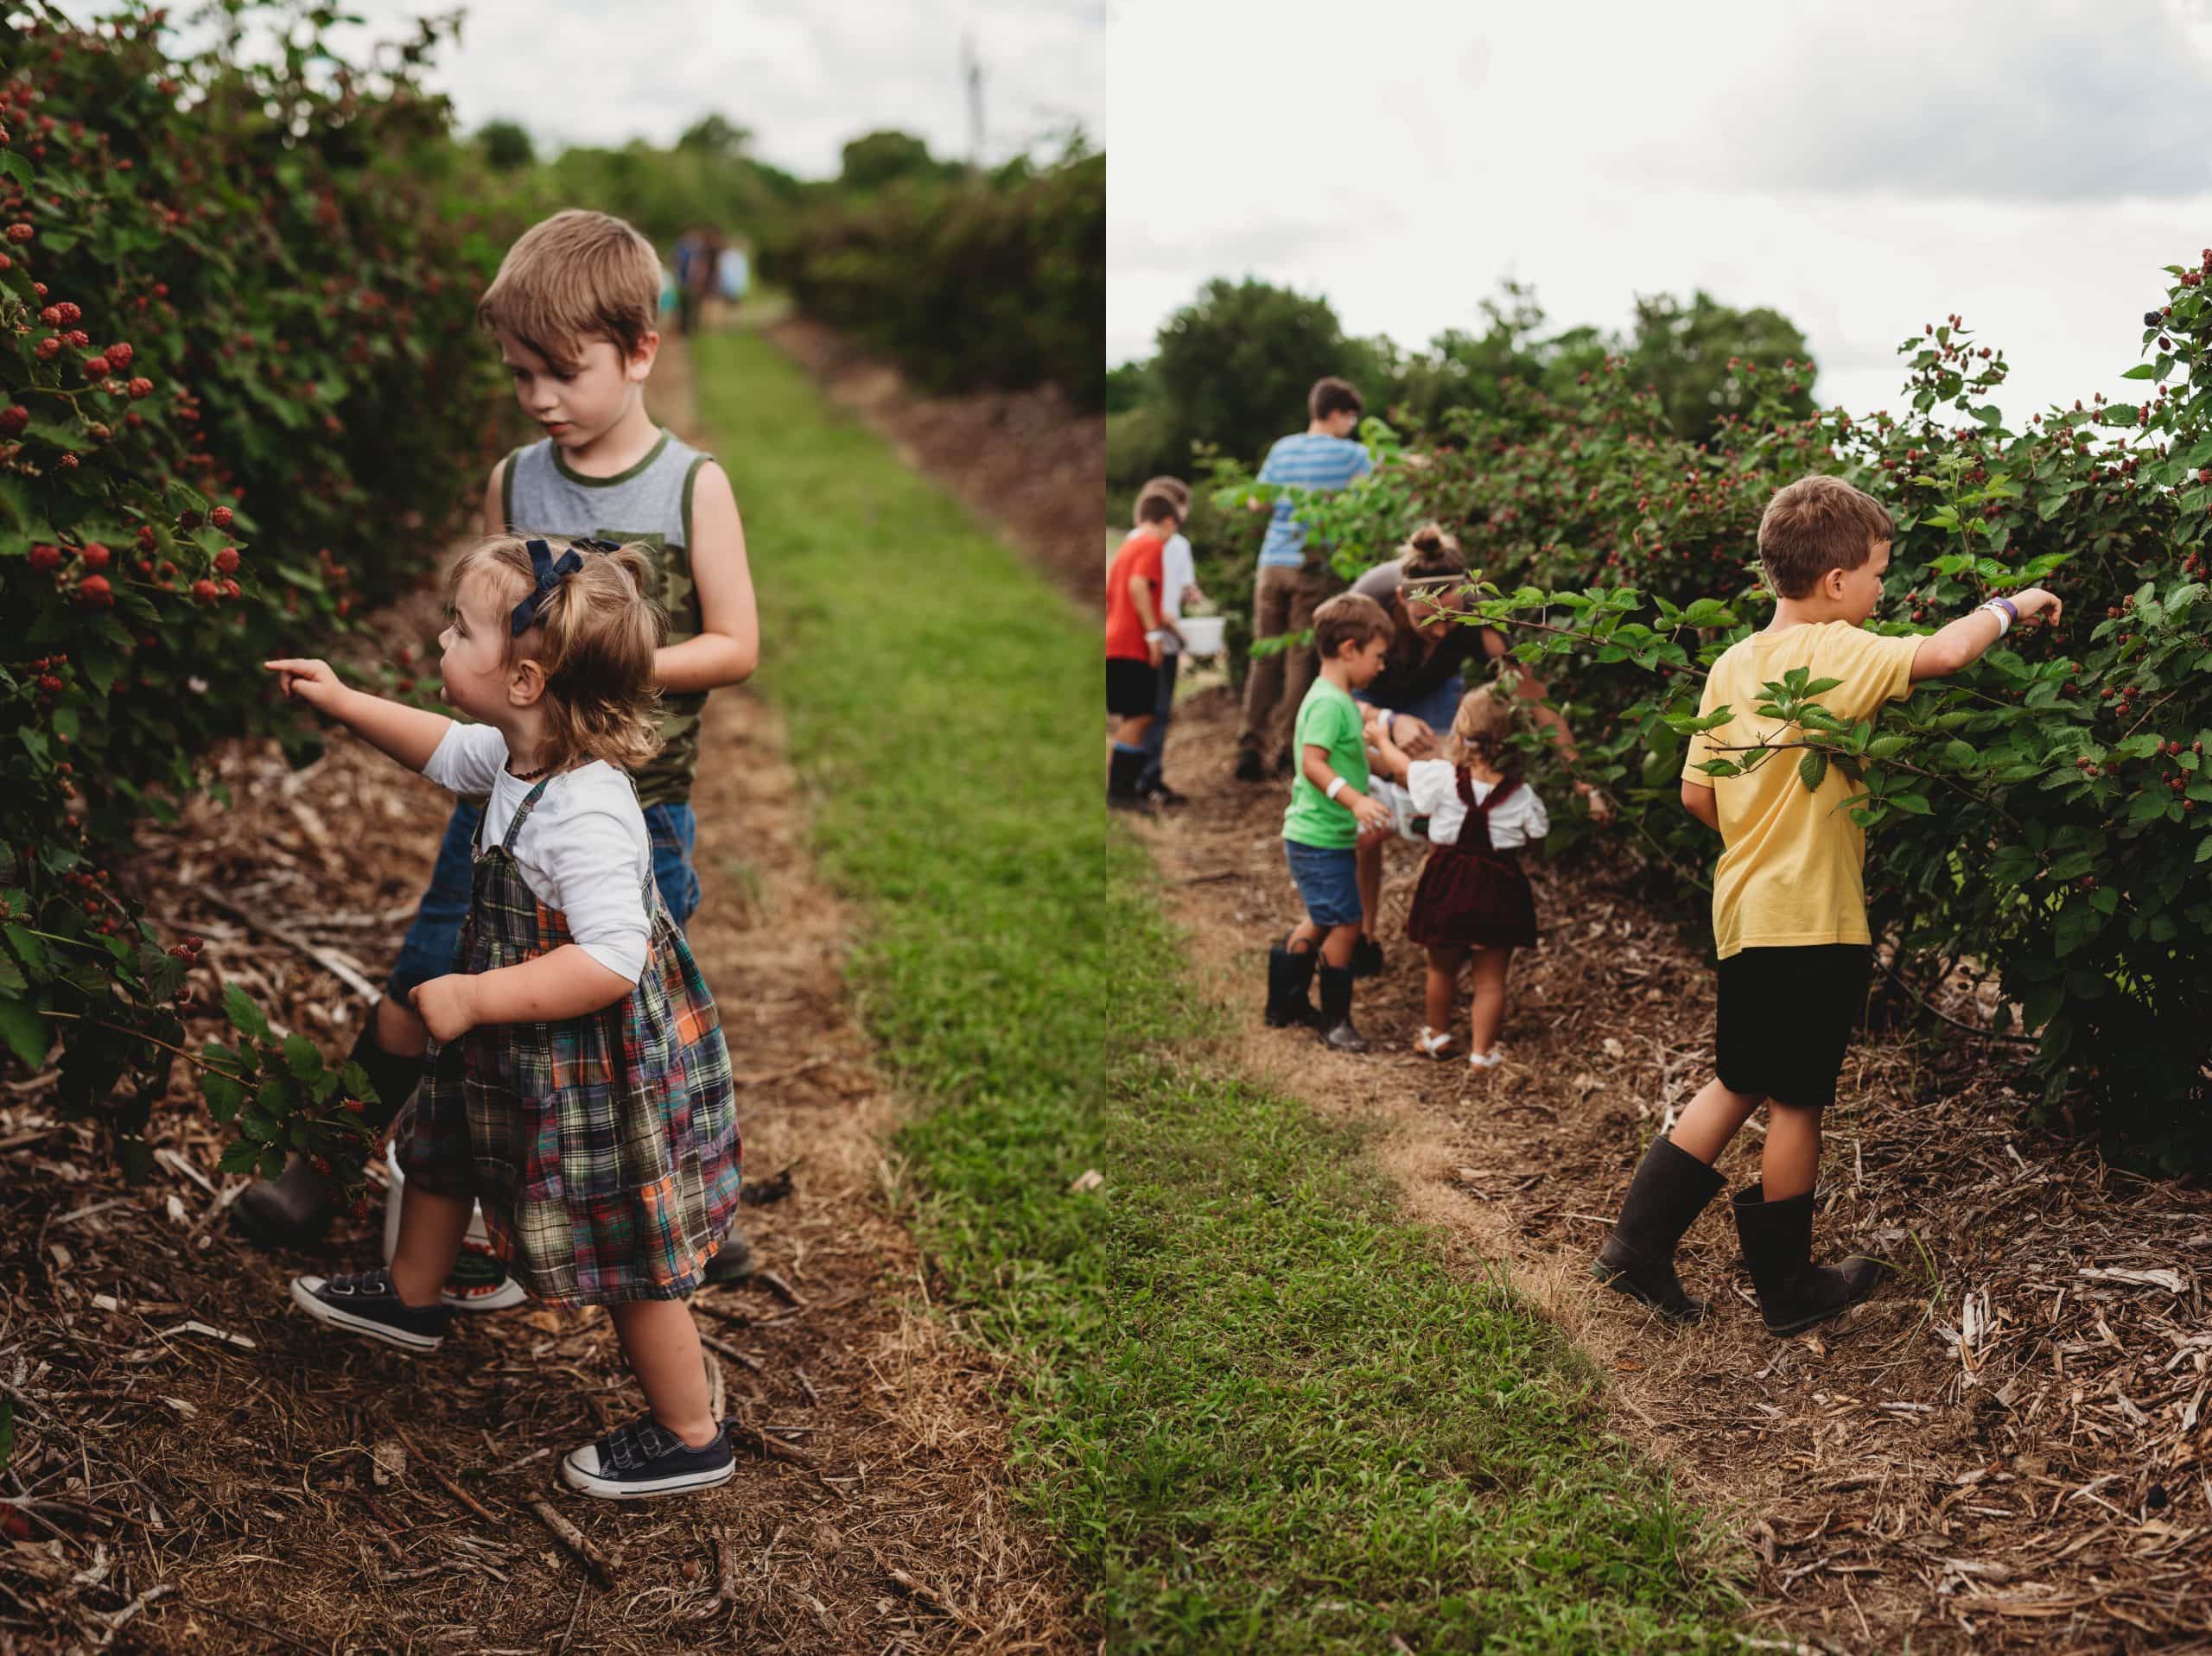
top-left (385, 798), bottom-right (702, 999)
top-left (1355, 675), bottom-right (1467, 742)
top-left (1283, 838), bottom-right (1361, 929)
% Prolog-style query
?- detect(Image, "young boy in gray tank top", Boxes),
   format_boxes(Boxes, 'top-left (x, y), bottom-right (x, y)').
top-left (234, 211), bottom-right (764, 1291)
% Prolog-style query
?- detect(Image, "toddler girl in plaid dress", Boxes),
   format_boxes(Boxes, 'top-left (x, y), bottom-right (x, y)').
top-left (270, 533), bottom-right (744, 1500)
top-left (1368, 686), bottom-right (1549, 1067)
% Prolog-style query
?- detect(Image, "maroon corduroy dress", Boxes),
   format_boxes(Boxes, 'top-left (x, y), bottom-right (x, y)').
top-left (1404, 771), bottom-right (1539, 950)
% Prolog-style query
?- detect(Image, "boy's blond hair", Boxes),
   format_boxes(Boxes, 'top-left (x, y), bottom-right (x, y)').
top-left (478, 209), bottom-right (661, 376)
top-left (1136, 475), bottom-right (1191, 522)
top-left (446, 533), bottom-right (665, 775)
top-left (1758, 475), bottom-right (1893, 600)
top-left (1313, 591), bottom-right (1393, 659)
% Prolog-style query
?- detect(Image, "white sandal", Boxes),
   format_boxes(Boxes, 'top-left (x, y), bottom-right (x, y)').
top-left (1414, 1027), bottom-right (1455, 1059)
top-left (1468, 1045), bottom-right (1504, 1069)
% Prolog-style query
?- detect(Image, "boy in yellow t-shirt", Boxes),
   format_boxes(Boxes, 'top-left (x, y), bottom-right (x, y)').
top-left (1595, 474), bottom-right (2061, 1336)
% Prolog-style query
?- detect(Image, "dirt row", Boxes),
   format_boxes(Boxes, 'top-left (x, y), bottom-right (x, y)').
top-left (0, 333), bottom-right (1077, 1653)
top-left (1135, 683), bottom-right (2212, 1654)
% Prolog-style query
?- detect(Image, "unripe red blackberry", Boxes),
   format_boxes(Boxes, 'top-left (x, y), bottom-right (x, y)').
top-left (213, 546), bottom-right (238, 574)
top-left (54, 301), bottom-right (77, 324)
top-left (191, 578), bottom-right (217, 602)
top-left (104, 342), bottom-right (131, 370)
top-left (0, 405), bottom-right (25, 435)
top-left (126, 377), bottom-right (151, 399)
top-left (79, 542), bottom-right (109, 568)
top-left (77, 574), bottom-right (111, 606)
top-left (211, 505), bottom-right (232, 529)
top-left (62, 329), bottom-right (86, 348)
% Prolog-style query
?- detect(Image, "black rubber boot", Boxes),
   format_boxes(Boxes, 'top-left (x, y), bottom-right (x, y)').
top-left (1234, 747), bottom-right (1266, 784)
top-left (1108, 746), bottom-right (1151, 812)
top-left (1592, 1137), bottom-right (1726, 1321)
top-left (1315, 963), bottom-right (1368, 1052)
top-left (1264, 941), bottom-right (1320, 1028)
top-left (1730, 1185), bottom-right (1888, 1336)
top-left (702, 1226), bottom-right (757, 1285)
top-left (232, 1018), bottom-right (423, 1250)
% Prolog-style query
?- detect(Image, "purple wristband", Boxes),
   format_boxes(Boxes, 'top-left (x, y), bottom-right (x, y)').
top-left (1990, 596), bottom-right (2019, 625)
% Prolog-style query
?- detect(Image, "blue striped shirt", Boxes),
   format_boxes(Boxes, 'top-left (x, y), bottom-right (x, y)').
top-left (1255, 433), bottom-right (1373, 568)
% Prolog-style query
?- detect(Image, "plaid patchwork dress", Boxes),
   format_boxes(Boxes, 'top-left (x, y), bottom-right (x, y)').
top-left (397, 778), bottom-right (742, 1307)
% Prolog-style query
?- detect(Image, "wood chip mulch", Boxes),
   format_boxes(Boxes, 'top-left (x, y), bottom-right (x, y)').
top-left (1138, 680), bottom-right (2212, 1655)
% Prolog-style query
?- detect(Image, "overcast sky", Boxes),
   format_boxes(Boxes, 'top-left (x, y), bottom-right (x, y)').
top-left (1109, 0), bottom-right (2212, 430)
top-left (177, 0), bottom-right (1105, 180)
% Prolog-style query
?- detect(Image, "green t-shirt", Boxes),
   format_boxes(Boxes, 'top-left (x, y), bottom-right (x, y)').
top-left (1281, 676), bottom-right (1369, 849)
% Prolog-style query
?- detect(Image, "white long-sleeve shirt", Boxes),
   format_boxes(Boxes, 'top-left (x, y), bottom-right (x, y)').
top-left (423, 724), bottom-right (653, 983)
top-left (1404, 760), bottom-right (1550, 850)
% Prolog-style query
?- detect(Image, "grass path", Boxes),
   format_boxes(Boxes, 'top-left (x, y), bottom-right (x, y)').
top-left (707, 328), bottom-right (1748, 1653)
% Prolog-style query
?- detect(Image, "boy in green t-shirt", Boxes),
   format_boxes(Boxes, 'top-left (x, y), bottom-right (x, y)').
top-left (1269, 593), bottom-right (1395, 1050)
top-left (1593, 474), bottom-right (2060, 1337)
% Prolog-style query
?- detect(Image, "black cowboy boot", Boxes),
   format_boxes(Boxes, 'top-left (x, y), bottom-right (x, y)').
top-left (1264, 940), bottom-right (1320, 1028)
top-left (1316, 962), bottom-right (1368, 1052)
top-left (1731, 1185), bottom-right (1888, 1336)
top-left (1592, 1137), bottom-right (1726, 1321)
top-left (232, 1019), bottom-right (423, 1249)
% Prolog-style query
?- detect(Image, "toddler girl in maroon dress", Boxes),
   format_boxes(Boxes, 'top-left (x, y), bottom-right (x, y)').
top-left (1369, 686), bottom-right (1548, 1066)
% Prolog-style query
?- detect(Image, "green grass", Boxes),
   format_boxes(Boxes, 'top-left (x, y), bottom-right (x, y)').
top-left (698, 331), bottom-right (1747, 1653)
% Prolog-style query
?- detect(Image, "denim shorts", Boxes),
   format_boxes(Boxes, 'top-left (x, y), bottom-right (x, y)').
top-left (1283, 838), bottom-right (1361, 929)
top-left (1355, 675), bottom-right (1467, 742)
top-left (385, 798), bottom-right (702, 999)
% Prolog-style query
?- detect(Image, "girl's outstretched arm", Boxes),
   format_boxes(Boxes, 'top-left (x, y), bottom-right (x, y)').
top-left (411, 948), bottom-right (632, 1041)
top-left (264, 659), bottom-right (449, 772)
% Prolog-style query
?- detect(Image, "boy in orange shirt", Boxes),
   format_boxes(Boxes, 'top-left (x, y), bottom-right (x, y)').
top-left (1106, 490), bottom-right (1183, 810)
top-left (1595, 475), bottom-right (2060, 1335)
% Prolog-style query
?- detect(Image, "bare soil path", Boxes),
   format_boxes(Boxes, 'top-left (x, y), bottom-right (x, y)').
top-left (1135, 683), bottom-right (2212, 1654)
top-left (0, 333), bottom-right (1072, 1653)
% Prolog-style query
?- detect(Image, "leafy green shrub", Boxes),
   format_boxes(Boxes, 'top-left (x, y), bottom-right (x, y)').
top-left (770, 150), bottom-right (1104, 406)
top-left (0, 2), bottom-right (509, 1181)
top-left (1211, 264), bottom-right (2212, 1169)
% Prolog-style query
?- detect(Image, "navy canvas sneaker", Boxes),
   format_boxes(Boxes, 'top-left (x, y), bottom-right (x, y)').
top-left (289, 1268), bottom-right (450, 1353)
top-left (561, 1412), bottom-right (735, 1501)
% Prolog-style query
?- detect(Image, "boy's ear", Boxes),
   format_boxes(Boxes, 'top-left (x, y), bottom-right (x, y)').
top-left (626, 331), bottom-right (661, 382)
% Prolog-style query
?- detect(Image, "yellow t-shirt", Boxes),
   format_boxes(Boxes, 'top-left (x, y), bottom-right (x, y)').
top-left (1682, 621), bottom-right (1923, 959)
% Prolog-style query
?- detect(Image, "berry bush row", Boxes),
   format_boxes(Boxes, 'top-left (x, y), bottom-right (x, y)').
top-left (0, 3), bottom-right (510, 1184)
top-left (768, 149), bottom-right (1106, 408)
top-left (1209, 252), bottom-right (2212, 1168)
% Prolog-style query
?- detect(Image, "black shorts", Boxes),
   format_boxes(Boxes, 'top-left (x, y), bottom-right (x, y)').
top-left (1714, 944), bottom-right (1872, 1110)
top-left (1106, 657), bottom-right (1156, 718)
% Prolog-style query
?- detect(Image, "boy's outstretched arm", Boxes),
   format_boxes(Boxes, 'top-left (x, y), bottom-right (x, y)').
top-left (481, 458), bottom-right (508, 536)
top-left (1681, 778), bottom-right (1720, 832)
top-left (1910, 587), bottom-right (2062, 681)
top-left (264, 659), bottom-right (448, 772)
top-left (658, 462), bottom-right (758, 694)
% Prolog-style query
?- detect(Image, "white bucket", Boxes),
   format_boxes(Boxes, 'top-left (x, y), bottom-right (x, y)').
top-left (382, 1137), bottom-right (528, 1310)
top-left (1177, 615), bottom-right (1226, 657)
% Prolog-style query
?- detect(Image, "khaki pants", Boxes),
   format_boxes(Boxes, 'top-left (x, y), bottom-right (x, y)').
top-left (1238, 562), bottom-right (1345, 759)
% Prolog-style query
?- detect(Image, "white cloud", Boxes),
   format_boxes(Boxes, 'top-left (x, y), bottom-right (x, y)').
top-left (142, 0), bottom-right (1103, 178)
top-left (1109, 0), bottom-right (2212, 428)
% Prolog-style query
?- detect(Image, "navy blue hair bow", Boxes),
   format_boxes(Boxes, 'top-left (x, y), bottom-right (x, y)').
top-left (509, 536), bottom-right (622, 636)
